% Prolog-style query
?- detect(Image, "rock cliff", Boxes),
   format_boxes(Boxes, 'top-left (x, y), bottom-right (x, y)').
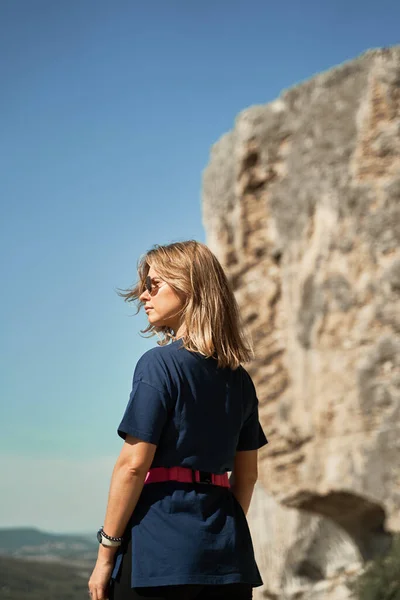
top-left (202, 47), bottom-right (400, 599)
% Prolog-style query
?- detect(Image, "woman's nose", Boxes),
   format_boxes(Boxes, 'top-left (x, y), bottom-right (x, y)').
top-left (140, 289), bottom-right (150, 302)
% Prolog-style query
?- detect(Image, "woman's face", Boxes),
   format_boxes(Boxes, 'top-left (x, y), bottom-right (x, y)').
top-left (139, 266), bottom-right (186, 334)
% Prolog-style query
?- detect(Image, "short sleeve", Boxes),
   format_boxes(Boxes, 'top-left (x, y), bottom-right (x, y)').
top-left (236, 371), bottom-right (268, 451)
top-left (117, 350), bottom-right (174, 445)
top-left (118, 381), bottom-right (170, 444)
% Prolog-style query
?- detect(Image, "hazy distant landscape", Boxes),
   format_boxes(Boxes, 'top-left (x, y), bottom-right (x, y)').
top-left (0, 528), bottom-right (97, 600)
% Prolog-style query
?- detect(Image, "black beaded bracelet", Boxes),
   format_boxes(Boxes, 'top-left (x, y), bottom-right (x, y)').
top-left (98, 527), bottom-right (123, 542)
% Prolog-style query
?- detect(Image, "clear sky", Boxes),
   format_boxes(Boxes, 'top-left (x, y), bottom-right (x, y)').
top-left (0, 0), bottom-right (399, 534)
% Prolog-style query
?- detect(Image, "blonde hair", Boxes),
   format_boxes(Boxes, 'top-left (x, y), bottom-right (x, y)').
top-left (117, 240), bottom-right (253, 369)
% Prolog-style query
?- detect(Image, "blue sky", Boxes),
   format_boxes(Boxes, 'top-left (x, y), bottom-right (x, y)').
top-left (0, 0), bottom-right (399, 533)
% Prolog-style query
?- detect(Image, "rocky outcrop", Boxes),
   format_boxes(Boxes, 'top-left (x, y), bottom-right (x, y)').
top-left (202, 47), bottom-right (400, 599)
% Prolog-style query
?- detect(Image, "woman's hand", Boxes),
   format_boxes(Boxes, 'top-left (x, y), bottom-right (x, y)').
top-left (88, 558), bottom-right (114, 600)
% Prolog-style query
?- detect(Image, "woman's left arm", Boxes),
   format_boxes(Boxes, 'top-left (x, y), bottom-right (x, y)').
top-left (88, 435), bottom-right (157, 600)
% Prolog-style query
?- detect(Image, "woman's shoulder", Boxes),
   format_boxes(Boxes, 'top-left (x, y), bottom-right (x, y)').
top-left (133, 341), bottom-right (181, 381)
top-left (138, 340), bottom-right (180, 364)
top-left (137, 342), bottom-right (252, 377)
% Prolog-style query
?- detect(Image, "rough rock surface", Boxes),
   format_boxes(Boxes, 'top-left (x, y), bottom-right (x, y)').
top-left (202, 47), bottom-right (400, 599)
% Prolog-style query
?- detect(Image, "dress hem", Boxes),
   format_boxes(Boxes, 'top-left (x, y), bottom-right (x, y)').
top-left (125, 573), bottom-right (263, 588)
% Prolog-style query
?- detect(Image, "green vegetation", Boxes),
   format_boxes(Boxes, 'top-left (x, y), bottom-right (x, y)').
top-left (352, 535), bottom-right (400, 600)
top-left (0, 555), bottom-right (92, 600)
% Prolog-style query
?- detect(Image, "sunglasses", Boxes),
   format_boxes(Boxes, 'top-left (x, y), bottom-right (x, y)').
top-left (145, 276), bottom-right (166, 296)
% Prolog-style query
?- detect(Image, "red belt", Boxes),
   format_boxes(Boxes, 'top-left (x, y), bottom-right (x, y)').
top-left (144, 466), bottom-right (230, 488)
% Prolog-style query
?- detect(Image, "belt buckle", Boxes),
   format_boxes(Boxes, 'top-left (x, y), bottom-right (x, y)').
top-left (198, 470), bottom-right (212, 484)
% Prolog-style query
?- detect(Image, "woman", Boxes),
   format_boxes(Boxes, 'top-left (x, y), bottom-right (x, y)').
top-left (88, 241), bottom-right (268, 600)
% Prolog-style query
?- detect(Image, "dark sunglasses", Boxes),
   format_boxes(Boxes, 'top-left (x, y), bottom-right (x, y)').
top-left (145, 276), bottom-right (165, 296)
top-left (145, 276), bottom-right (153, 294)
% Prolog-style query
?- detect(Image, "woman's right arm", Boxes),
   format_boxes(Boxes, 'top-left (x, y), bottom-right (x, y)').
top-left (229, 449), bottom-right (259, 516)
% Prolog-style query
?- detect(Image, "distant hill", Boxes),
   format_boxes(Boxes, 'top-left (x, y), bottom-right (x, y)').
top-left (0, 554), bottom-right (90, 600)
top-left (0, 528), bottom-right (97, 562)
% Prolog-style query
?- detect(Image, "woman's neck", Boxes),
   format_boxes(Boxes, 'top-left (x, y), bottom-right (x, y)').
top-left (172, 322), bottom-right (186, 340)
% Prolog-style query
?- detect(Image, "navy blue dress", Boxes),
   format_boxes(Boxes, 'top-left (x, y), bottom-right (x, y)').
top-left (111, 340), bottom-right (268, 588)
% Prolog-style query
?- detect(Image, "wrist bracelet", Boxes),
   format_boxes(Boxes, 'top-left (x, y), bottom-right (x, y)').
top-left (97, 527), bottom-right (123, 543)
